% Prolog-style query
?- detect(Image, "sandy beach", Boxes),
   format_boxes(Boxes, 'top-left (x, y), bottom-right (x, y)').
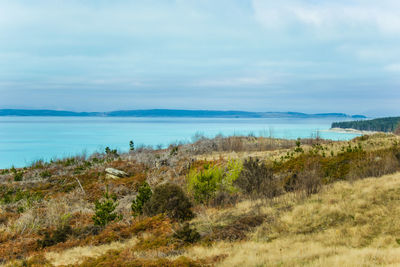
top-left (326, 127), bottom-right (381, 135)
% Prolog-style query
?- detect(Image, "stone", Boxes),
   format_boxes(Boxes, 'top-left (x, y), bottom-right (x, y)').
top-left (105, 168), bottom-right (128, 179)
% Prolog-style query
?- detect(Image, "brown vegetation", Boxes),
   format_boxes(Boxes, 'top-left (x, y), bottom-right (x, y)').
top-left (1, 133), bottom-right (400, 266)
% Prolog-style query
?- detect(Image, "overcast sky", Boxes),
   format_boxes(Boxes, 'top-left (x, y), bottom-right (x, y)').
top-left (1, 0), bottom-right (400, 116)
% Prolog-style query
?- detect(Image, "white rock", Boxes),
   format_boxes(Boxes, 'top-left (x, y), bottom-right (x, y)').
top-left (105, 168), bottom-right (128, 178)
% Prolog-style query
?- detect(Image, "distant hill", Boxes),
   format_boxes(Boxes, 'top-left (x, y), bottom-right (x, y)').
top-left (0, 109), bottom-right (366, 119)
top-left (332, 117), bottom-right (400, 132)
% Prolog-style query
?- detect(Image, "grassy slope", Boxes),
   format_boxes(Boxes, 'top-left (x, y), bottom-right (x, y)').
top-left (2, 133), bottom-right (400, 266)
top-left (182, 172), bottom-right (400, 266)
top-left (39, 172), bottom-right (400, 266)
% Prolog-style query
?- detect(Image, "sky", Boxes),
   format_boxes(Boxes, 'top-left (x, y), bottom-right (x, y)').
top-left (1, 0), bottom-right (400, 116)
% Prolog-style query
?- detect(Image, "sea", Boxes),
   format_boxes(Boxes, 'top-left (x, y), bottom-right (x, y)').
top-left (0, 116), bottom-right (360, 169)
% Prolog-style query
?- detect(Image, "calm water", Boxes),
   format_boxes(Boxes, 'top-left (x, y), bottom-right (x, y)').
top-left (0, 117), bottom-right (360, 169)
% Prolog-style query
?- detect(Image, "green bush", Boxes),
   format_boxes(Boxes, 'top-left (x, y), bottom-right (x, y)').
top-left (187, 164), bottom-right (223, 204)
top-left (187, 160), bottom-right (242, 204)
top-left (131, 182), bottom-right (152, 216)
top-left (170, 145), bottom-right (179, 156)
top-left (92, 189), bottom-right (121, 227)
top-left (0, 186), bottom-right (43, 205)
top-left (143, 183), bottom-right (194, 221)
top-left (40, 170), bottom-right (52, 178)
top-left (13, 170), bottom-right (23, 182)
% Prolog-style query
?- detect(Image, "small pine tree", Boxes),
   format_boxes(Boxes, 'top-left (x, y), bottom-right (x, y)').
top-left (105, 147), bottom-right (119, 158)
top-left (131, 182), bottom-right (152, 216)
top-left (129, 140), bottom-right (135, 151)
top-left (294, 138), bottom-right (304, 153)
top-left (92, 189), bottom-right (121, 227)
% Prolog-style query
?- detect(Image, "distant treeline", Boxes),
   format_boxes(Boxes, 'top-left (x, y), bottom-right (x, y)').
top-left (332, 117), bottom-right (400, 132)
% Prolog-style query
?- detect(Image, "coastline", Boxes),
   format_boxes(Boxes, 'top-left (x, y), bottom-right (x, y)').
top-left (327, 127), bottom-right (381, 135)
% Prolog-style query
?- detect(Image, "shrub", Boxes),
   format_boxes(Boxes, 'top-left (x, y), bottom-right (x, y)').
top-left (173, 223), bottom-right (200, 244)
top-left (187, 164), bottom-right (223, 204)
top-left (209, 214), bottom-right (265, 242)
top-left (13, 169), bottom-right (23, 181)
top-left (105, 147), bottom-right (119, 158)
top-left (235, 158), bottom-right (281, 199)
top-left (143, 183), bottom-right (194, 221)
top-left (395, 125), bottom-right (400, 135)
top-left (187, 160), bottom-right (242, 204)
top-left (294, 138), bottom-right (304, 153)
top-left (37, 224), bottom-right (72, 248)
top-left (92, 189), bottom-right (121, 227)
top-left (169, 145), bottom-right (179, 156)
top-left (131, 181), bottom-right (152, 216)
top-left (211, 191), bottom-right (239, 207)
top-left (40, 170), bottom-right (52, 178)
top-left (283, 159), bottom-right (322, 195)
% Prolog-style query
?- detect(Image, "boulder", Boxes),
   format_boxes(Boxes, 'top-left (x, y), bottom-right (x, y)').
top-left (105, 168), bottom-right (128, 179)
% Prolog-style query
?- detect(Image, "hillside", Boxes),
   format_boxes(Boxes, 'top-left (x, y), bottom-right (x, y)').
top-left (1, 133), bottom-right (400, 266)
top-left (332, 117), bottom-right (400, 132)
top-left (0, 109), bottom-right (366, 119)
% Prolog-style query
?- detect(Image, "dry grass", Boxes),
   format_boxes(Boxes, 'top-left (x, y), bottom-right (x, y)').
top-left (195, 133), bottom-right (400, 162)
top-left (178, 172), bottom-right (400, 266)
top-left (45, 237), bottom-right (137, 266)
top-left (2, 134), bottom-right (400, 266)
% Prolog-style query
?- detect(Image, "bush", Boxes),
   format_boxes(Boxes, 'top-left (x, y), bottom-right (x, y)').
top-left (283, 159), bottom-right (322, 196)
top-left (12, 169), bottom-right (23, 181)
top-left (105, 147), bottom-right (119, 158)
top-left (92, 189), bottom-right (121, 227)
top-left (173, 223), bottom-right (200, 244)
top-left (211, 191), bottom-right (239, 207)
top-left (187, 160), bottom-right (242, 204)
top-left (143, 183), bottom-right (194, 221)
top-left (235, 158), bottom-right (280, 199)
top-left (131, 181), bottom-right (152, 216)
top-left (37, 224), bottom-right (72, 248)
top-left (395, 125), bottom-right (400, 135)
top-left (40, 170), bottom-right (52, 178)
top-left (209, 214), bottom-right (265, 242)
top-left (187, 164), bottom-right (223, 204)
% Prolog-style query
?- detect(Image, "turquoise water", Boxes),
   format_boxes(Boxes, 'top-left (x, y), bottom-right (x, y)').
top-left (0, 117), bottom-right (360, 169)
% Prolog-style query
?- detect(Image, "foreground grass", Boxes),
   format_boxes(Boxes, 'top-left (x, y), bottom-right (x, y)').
top-left (180, 172), bottom-right (400, 266)
top-left (14, 172), bottom-right (400, 267)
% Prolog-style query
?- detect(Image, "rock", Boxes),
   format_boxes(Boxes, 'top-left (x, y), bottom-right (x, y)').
top-left (105, 168), bottom-right (128, 179)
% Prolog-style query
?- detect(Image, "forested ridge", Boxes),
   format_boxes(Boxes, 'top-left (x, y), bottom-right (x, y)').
top-left (332, 117), bottom-right (400, 132)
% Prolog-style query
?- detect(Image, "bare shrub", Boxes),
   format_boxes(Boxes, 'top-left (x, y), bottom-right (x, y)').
top-left (395, 125), bottom-right (400, 135)
top-left (282, 159), bottom-right (322, 196)
top-left (235, 158), bottom-right (281, 199)
top-left (210, 191), bottom-right (239, 207)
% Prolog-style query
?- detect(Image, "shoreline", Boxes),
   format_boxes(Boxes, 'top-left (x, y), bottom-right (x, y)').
top-left (327, 127), bottom-right (381, 135)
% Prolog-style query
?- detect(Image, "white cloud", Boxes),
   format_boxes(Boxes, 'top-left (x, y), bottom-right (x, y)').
top-left (194, 76), bottom-right (272, 87)
top-left (384, 64), bottom-right (400, 72)
top-left (252, 0), bottom-right (400, 35)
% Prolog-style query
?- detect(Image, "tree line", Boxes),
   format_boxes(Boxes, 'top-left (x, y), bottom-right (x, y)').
top-left (332, 117), bottom-right (400, 132)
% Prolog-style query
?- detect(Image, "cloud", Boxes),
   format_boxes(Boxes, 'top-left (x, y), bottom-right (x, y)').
top-left (384, 64), bottom-right (400, 72)
top-left (252, 0), bottom-right (400, 36)
top-left (0, 1), bottom-right (399, 115)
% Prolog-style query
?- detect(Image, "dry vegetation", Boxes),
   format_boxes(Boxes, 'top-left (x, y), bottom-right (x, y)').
top-left (1, 133), bottom-right (400, 266)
